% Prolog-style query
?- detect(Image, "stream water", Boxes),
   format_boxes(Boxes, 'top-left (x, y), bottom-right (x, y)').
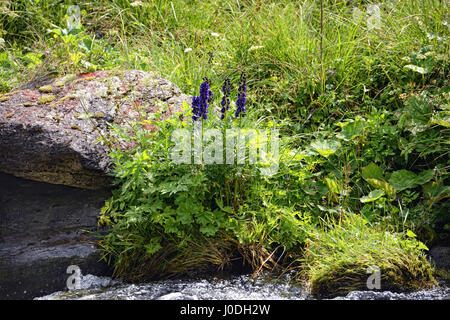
top-left (36, 273), bottom-right (450, 300)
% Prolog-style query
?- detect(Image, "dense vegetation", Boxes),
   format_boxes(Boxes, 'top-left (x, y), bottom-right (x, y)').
top-left (1, 0), bottom-right (448, 297)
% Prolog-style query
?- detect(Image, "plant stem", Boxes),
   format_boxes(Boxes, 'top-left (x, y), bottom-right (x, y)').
top-left (319, 0), bottom-right (325, 94)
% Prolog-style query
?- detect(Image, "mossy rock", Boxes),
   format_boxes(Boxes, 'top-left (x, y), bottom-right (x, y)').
top-left (309, 261), bottom-right (435, 298)
top-left (303, 216), bottom-right (436, 299)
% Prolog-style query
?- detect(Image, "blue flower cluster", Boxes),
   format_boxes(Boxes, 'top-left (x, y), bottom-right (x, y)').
top-left (192, 77), bottom-right (213, 121)
top-left (191, 72), bottom-right (247, 121)
top-left (234, 71), bottom-right (247, 118)
top-left (220, 78), bottom-right (231, 119)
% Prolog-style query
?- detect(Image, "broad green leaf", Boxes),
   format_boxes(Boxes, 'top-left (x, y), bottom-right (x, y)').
top-left (360, 189), bottom-right (385, 203)
top-left (406, 229), bottom-right (416, 238)
top-left (362, 163), bottom-right (384, 180)
top-left (302, 180), bottom-right (319, 195)
top-left (337, 119), bottom-right (366, 141)
top-left (398, 96), bottom-right (432, 133)
top-left (415, 169), bottom-right (434, 185)
top-left (175, 210), bottom-right (193, 225)
top-left (317, 205), bottom-right (339, 214)
top-left (310, 139), bottom-right (341, 158)
top-left (365, 178), bottom-right (396, 198)
top-left (388, 170), bottom-right (418, 191)
top-left (361, 163), bottom-right (395, 198)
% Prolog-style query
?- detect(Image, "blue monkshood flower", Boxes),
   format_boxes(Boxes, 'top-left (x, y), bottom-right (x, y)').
top-left (220, 78), bottom-right (231, 119)
top-left (235, 71), bottom-right (247, 118)
top-left (192, 77), bottom-right (213, 121)
top-left (191, 96), bottom-right (201, 121)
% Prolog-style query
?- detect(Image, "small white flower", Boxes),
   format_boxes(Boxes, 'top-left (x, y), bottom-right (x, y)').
top-left (130, 1), bottom-right (143, 7)
top-left (211, 32), bottom-right (220, 37)
top-left (248, 45), bottom-right (263, 52)
top-left (184, 48), bottom-right (192, 53)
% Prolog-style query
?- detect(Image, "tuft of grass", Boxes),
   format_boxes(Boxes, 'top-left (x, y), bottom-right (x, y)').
top-left (300, 215), bottom-right (436, 298)
top-left (103, 232), bottom-right (270, 282)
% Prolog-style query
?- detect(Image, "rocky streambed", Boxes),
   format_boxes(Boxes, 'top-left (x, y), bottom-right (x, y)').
top-left (36, 273), bottom-right (450, 300)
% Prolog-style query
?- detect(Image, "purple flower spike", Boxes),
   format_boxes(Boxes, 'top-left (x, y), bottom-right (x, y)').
top-left (192, 77), bottom-right (213, 122)
top-left (220, 78), bottom-right (231, 119)
top-left (235, 71), bottom-right (247, 118)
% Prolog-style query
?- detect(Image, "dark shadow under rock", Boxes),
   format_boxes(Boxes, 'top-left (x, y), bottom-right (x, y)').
top-left (0, 172), bottom-right (112, 299)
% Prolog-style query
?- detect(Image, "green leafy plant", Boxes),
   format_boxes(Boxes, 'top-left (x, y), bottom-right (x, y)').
top-left (98, 82), bottom-right (310, 281)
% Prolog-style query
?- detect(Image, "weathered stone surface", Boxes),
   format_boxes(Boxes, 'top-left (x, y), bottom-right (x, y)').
top-left (0, 70), bottom-right (191, 189)
top-left (0, 172), bottom-right (112, 299)
top-left (430, 247), bottom-right (450, 270)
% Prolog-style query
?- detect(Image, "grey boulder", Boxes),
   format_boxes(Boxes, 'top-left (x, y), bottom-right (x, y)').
top-left (0, 70), bottom-right (190, 189)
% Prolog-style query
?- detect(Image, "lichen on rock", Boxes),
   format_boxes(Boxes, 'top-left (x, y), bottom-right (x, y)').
top-left (0, 70), bottom-right (191, 189)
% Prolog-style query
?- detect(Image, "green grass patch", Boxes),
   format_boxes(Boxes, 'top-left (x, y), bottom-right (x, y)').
top-left (301, 215), bottom-right (436, 298)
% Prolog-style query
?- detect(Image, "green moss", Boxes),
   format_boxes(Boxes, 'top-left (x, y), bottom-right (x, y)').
top-left (54, 74), bottom-right (77, 87)
top-left (0, 95), bottom-right (10, 102)
top-left (302, 216), bottom-right (436, 298)
top-left (38, 85), bottom-right (53, 93)
top-left (48, 94), bottom-right (76, 109)
top-left (38, 94), bottom-right (56, 104)
top-left (23, 102), bottom-right (33, 107)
